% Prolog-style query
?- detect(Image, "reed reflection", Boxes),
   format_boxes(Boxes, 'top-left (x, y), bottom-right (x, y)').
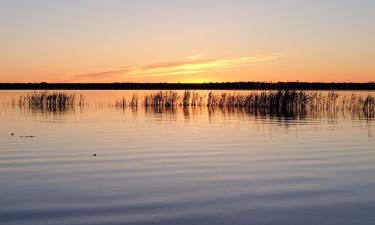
top-left (11, 90), bottom-right (375, 120)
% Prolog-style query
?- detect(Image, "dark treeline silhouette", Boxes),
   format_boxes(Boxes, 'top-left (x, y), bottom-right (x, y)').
top-left (0, 82), bottom-right (375, 90)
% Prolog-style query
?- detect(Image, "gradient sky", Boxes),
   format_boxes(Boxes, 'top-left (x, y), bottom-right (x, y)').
top-left (0, 0), bottom-right (374, 83)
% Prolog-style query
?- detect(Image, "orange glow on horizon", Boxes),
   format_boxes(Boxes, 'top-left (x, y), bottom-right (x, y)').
top-left (55, 54), bottom-right (283, 83)
top-left (1, 1), bottom-right (375, 83)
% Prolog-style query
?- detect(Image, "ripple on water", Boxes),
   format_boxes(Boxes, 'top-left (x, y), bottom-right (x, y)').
top-left (1, 91), bottom-right (375, 225)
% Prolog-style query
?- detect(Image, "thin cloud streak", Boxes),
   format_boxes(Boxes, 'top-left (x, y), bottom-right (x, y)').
top-left (64, 53), bottom-right (283, 82)
top-left (128, 53), bottom-right (282, 78)
top-left (60, 68), bottom-right (131, 82)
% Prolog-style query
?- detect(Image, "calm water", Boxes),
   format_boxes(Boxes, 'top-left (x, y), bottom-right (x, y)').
top-left (1, 90), bottom-right (375, 225)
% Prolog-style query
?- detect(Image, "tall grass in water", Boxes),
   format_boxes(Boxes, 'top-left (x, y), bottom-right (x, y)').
top-left (115, 94), bottom-right (139, 108)
top-left (115, 97), bottom-right (127, 109)
top-left (18, 91), bottom-right (77, 111)
top-left (191, 91), bottom-right (205, 106)
top-left (182, 90), bottom-right (191, 107)
top-left (143, 91), bottom-right (178, 107)
top-left (180, 90), bottom-right (205, 107)
top-left (204, 90), bottom-right (314, 115)
top-left (130, 93), bottom-right (138, 107)
top-left (342, 94), bottom-right (375, 117)
top-left (139, 90), bottom-right (375, 117)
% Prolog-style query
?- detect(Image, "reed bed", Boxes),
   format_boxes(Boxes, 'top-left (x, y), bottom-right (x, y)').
top-left (114, 93), bottom-right (139, 108)
top-left (143, 91), bottom-right (179, 107)
top-left (115, 97), bottom-right (127, 108)
top-left (18, 91), bottom-right (78, 111)
top-left (18, 90), bottom-right (373, 117)
top-left (113, 90), bottom-right (375, 117)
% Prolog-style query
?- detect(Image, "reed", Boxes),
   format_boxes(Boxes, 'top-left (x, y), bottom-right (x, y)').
top-left (191, 91), bottom-right (204, 106)
top-left (143, 91), bottom-right (179, 107)
top-left (18, 91), bottom-right (77, 110)
top-left (113, 90), bottom-right (375, 117)
top-left (79, 94), bottom-right (85, 107)
top-left (130, 93), bottom-right (138, 107)
top-left (363, 96), bottom-right (375, 114)
top-left (115, 97), bottom-right (127, 108)
top-left (182, 90), bottom-right (191, 107)
top-left (15, 90), bottom-right (374, 117)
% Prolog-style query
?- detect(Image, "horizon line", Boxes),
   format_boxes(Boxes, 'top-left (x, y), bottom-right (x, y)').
top-left (1, 81), bottom-right (375, 91)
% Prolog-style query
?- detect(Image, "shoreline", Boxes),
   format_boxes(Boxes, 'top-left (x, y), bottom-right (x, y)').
top-left (0, 82), bottom-right (375, 91)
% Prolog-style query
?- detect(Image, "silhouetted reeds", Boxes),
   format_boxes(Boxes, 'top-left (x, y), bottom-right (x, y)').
top-left (143, 91), bottom-right (178, 107)
top-left (114, 90), bottom-right (375, 117)
top-left (18, 91), bottom-right (78, 111)
top-left (130, 93), bottom-right (138, 107)
top-left (115, 97), bottom-right (127, 109)
top-left (182, 90), bottom-right (191, 107)
top-left (191, 91), bottom-right (205, 106)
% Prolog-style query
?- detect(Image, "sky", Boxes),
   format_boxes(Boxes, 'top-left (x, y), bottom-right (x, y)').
top-left (0, 0), bottom-right (374, 83)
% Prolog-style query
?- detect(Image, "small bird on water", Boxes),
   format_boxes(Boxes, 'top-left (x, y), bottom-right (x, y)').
top-left (93, 154), bottom-right (97, 157)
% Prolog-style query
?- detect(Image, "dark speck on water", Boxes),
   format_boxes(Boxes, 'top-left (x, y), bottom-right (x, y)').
top-left (93, 154), bottom-right (97, 157)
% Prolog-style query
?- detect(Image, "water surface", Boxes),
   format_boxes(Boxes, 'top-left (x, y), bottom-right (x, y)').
top-left (1, 90), bottom-right (375, 225)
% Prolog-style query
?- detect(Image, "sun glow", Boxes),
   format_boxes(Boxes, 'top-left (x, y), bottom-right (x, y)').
top-left (61, 54), bottom-right (283, 82)
top-left (183, 78), bottom-right (215, 83)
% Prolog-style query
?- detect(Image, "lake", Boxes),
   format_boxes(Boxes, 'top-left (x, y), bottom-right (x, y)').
top-left (1, 90), bottom-right (375, 225)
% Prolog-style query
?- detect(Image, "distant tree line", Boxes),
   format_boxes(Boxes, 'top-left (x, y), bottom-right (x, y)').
top-left (0, 82), bottom-right (374, 90)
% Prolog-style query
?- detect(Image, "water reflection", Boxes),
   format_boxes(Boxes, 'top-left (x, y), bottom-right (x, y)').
top-left (4, 90), bottom-right (375, 120)
top-left (1, 91), bottom-right (375, 225)
top-left (13, 102), bottom-right (375, 123)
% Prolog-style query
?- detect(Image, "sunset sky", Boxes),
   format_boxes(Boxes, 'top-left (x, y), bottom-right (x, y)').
top-left (0, 0), bottom-right (374, 83)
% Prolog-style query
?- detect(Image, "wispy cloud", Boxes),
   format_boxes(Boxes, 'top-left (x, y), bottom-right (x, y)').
top-left (59, 68), bottom-right (131, 82)
top-left (129, 54), bottom-right (283, 78)
top-left (62, 53), bottom-right (282, 82)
